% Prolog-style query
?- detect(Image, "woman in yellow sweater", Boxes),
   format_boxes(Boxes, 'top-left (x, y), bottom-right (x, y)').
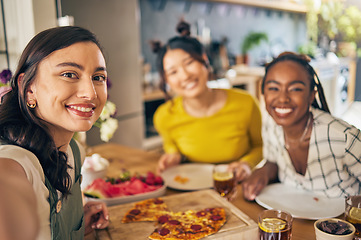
top-left (153, 34), bottom-right (262, 182)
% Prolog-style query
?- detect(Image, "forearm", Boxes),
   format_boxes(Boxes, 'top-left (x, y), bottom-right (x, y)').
top-left (261, 161), bottom-right (279, 183)
top-left (0, 173), bottom-right (38, 240)
top-left (239, 145), bottom-right (262, 168)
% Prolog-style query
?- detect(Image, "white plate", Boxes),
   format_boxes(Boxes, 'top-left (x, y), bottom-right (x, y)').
top-left (161, 163), bottom-right (214, 191)
top-left (84, 185), bottom-right (166, 206)
top-left (255, 183), bottom-right (345, 220)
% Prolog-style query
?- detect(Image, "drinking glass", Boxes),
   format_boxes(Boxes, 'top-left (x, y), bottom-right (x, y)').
top-left (345, 195), bottom-right (361, 239)
top-left (212, 164), bottom-right (236, 200)
top-left (258, 209), bottom-right (293, 240)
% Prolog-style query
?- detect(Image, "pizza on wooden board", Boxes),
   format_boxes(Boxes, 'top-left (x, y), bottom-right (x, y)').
top-left (122, 198), bottom-right (227, 240)
top-left (122, 198), bottom-right (169, 223)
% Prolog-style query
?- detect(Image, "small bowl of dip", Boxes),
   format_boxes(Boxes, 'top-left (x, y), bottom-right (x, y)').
top-left (314, 218), bottom-right (355, 240)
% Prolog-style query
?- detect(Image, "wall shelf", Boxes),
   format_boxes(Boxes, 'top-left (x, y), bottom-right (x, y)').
top-left (201, 0), bottom-right (308, 13)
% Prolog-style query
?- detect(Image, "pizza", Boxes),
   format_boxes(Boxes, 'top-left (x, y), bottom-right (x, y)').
top-left (122, 198), bottom-right (169, 223)
top-left (122, 198), bottom-right (227, 240)
top-left (149, 207), bottom-right (226, 240)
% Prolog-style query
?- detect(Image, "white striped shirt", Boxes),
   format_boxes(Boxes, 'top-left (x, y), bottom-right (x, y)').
top-left (263, 107), bottom-right (361, 198)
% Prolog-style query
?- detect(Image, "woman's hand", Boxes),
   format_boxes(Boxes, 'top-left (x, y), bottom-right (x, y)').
top-left (156, 153), bottom-right (182, 174)
top-left (228, 161), bottom-right (252, 183)
top-left (241, 161), bottom-right (278, 201)
top-left (84, 201), bottom-right (109, 236)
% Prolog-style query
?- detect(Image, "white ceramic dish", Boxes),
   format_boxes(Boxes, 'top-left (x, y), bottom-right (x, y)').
top-left (84, 184), bottom-right (167, 206)
top-left (161, 163), bottom-right (214, 191)
top-left (314, 218), bottom-right (355, 240)
top-left (255, 183), bottom-right (345, 220)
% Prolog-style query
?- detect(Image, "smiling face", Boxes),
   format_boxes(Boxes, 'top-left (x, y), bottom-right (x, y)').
top-left (163, 48), bottom-right (208, 98)
top-left (26, 41), bottom-right (107, 140)
top-left (263, 60), bottom-right (315, 128)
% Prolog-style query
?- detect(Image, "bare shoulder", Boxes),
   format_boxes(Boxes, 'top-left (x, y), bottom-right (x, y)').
top-left (0, 157), bottom-right (27, 178)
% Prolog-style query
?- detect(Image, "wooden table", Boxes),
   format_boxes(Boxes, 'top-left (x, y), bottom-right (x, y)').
top-left (85, 143), bottom-right (317, 240)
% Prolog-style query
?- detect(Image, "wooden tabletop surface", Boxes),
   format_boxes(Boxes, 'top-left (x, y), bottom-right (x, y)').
top-left (84, 143), bottom-right (317, 240)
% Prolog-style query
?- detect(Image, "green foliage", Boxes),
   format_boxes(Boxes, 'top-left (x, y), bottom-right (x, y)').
top-left (304, 0), bottom-right (319, 43)
top-left (318, 0), bottom-right (344, 40)
top-left (241, 32), bottom-right (268, 54)
top-left (337, 6), bottom-right (361, 44)
top-left (298, 41), bottom-right (317, 58)
top-left (319, 2), bottom-right (361, 46)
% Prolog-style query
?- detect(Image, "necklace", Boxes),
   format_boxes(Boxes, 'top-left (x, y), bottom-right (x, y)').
top-left (284, 113), bottom-right (313, 150)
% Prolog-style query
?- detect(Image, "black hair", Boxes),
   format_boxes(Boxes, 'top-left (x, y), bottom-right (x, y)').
top-left (0, 26), bottom-right (104, 197)
top-left (155, 36), bottom-right (209, 99)
top-left (176, 20), bottom-right (191, 37)
top-left (261, 52), bottom-right (330, 113)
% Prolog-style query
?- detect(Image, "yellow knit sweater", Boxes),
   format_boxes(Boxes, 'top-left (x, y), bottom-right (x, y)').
top-left (153, 88), bottom-right (262, 168)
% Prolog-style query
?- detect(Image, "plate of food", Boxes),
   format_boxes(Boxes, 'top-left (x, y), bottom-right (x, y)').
top-left (83, 170), bottom-right (166, 206)
top-left (161, 163), bottom-right (214, 191)
top-left (255, 183), bottom-right (345, 220)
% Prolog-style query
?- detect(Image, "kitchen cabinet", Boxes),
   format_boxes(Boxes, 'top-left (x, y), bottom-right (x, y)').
top-left (202, 0), bottom-right (307, 13)
top-left (61, 0), bottom-right (145, 149)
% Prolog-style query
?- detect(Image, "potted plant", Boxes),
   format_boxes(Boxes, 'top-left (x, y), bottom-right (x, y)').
top-left (318, 1), bottom-right (361, 57)
top-left (240, 32), bottom-right (268, 65)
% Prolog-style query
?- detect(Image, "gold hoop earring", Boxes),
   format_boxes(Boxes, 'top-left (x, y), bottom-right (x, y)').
top-left (26, 100), bottom-right (37, 109)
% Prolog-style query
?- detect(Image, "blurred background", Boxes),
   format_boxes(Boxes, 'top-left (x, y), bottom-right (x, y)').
top-left (1, 0), bottom-right (360, 150)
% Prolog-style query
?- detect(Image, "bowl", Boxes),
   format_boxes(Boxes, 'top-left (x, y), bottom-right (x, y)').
top-left (314, 218), bottom-right (355, 240)
top-left (80, 168), bottom-right (108, 190)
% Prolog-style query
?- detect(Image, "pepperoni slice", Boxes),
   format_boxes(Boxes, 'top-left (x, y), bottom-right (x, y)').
top-left (158, 215), bottom-right (169, 224)
top-left (211, 215), bottom-right (222, 221)
top-left (196, 211), bottom-right (206, 217)
top-left (129, 209), bottom-right (140, 215)
top-left (168, 220), bottom-right (180, 225)
top-left (158, 227), bottom-right (170, 236)
top-left (154, 198), bottom-right (164, 204)
top-left (191, 224), bottom-right (202, 231)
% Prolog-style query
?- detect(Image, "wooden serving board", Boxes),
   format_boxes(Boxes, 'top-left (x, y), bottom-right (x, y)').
top-left (95, 189), bottom-right (258, 240)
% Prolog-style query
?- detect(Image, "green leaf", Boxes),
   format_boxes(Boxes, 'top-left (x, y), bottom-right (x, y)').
top-left (241, 32), bottom-right (268, 54)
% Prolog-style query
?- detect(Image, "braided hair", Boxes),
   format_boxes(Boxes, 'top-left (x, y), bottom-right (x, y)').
top-left (261, 52), bottom-right (330, 113)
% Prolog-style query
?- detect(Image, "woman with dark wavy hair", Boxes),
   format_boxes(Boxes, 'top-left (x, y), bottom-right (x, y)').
top-left (242, 52), bottom-right (361, 201)
top-left (0, 26), bottom-right (109, 239)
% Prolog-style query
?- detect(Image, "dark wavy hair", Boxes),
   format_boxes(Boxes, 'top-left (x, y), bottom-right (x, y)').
top-left (154, 36), bottom-right (209, 100)
top-left (261, 51), bottom-right (330, 113)
top-left (0, 26), bottom-right (104, 197)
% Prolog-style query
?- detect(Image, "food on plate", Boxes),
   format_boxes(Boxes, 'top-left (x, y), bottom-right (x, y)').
top-left (122, 198), bottom-right (227, 239)
top-left (83, 171), bottom-right (164, 199)
top-left (174, 175), bottom-right (189, 184)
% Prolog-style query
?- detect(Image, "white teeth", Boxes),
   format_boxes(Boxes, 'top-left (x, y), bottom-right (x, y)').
top-left (275, 108), bottom-right (292, 114)
top-left (184, 82), bottom-right (196, 90)
top-left (69, 106), bottom-right (92, 112)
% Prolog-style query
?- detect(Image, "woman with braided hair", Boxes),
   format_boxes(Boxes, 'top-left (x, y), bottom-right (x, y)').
top-left (242, 51), bottom-right (361, 200)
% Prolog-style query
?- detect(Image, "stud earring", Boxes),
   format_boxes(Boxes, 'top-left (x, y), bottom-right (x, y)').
top-left (26, 100), bottom-right (37, 108)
